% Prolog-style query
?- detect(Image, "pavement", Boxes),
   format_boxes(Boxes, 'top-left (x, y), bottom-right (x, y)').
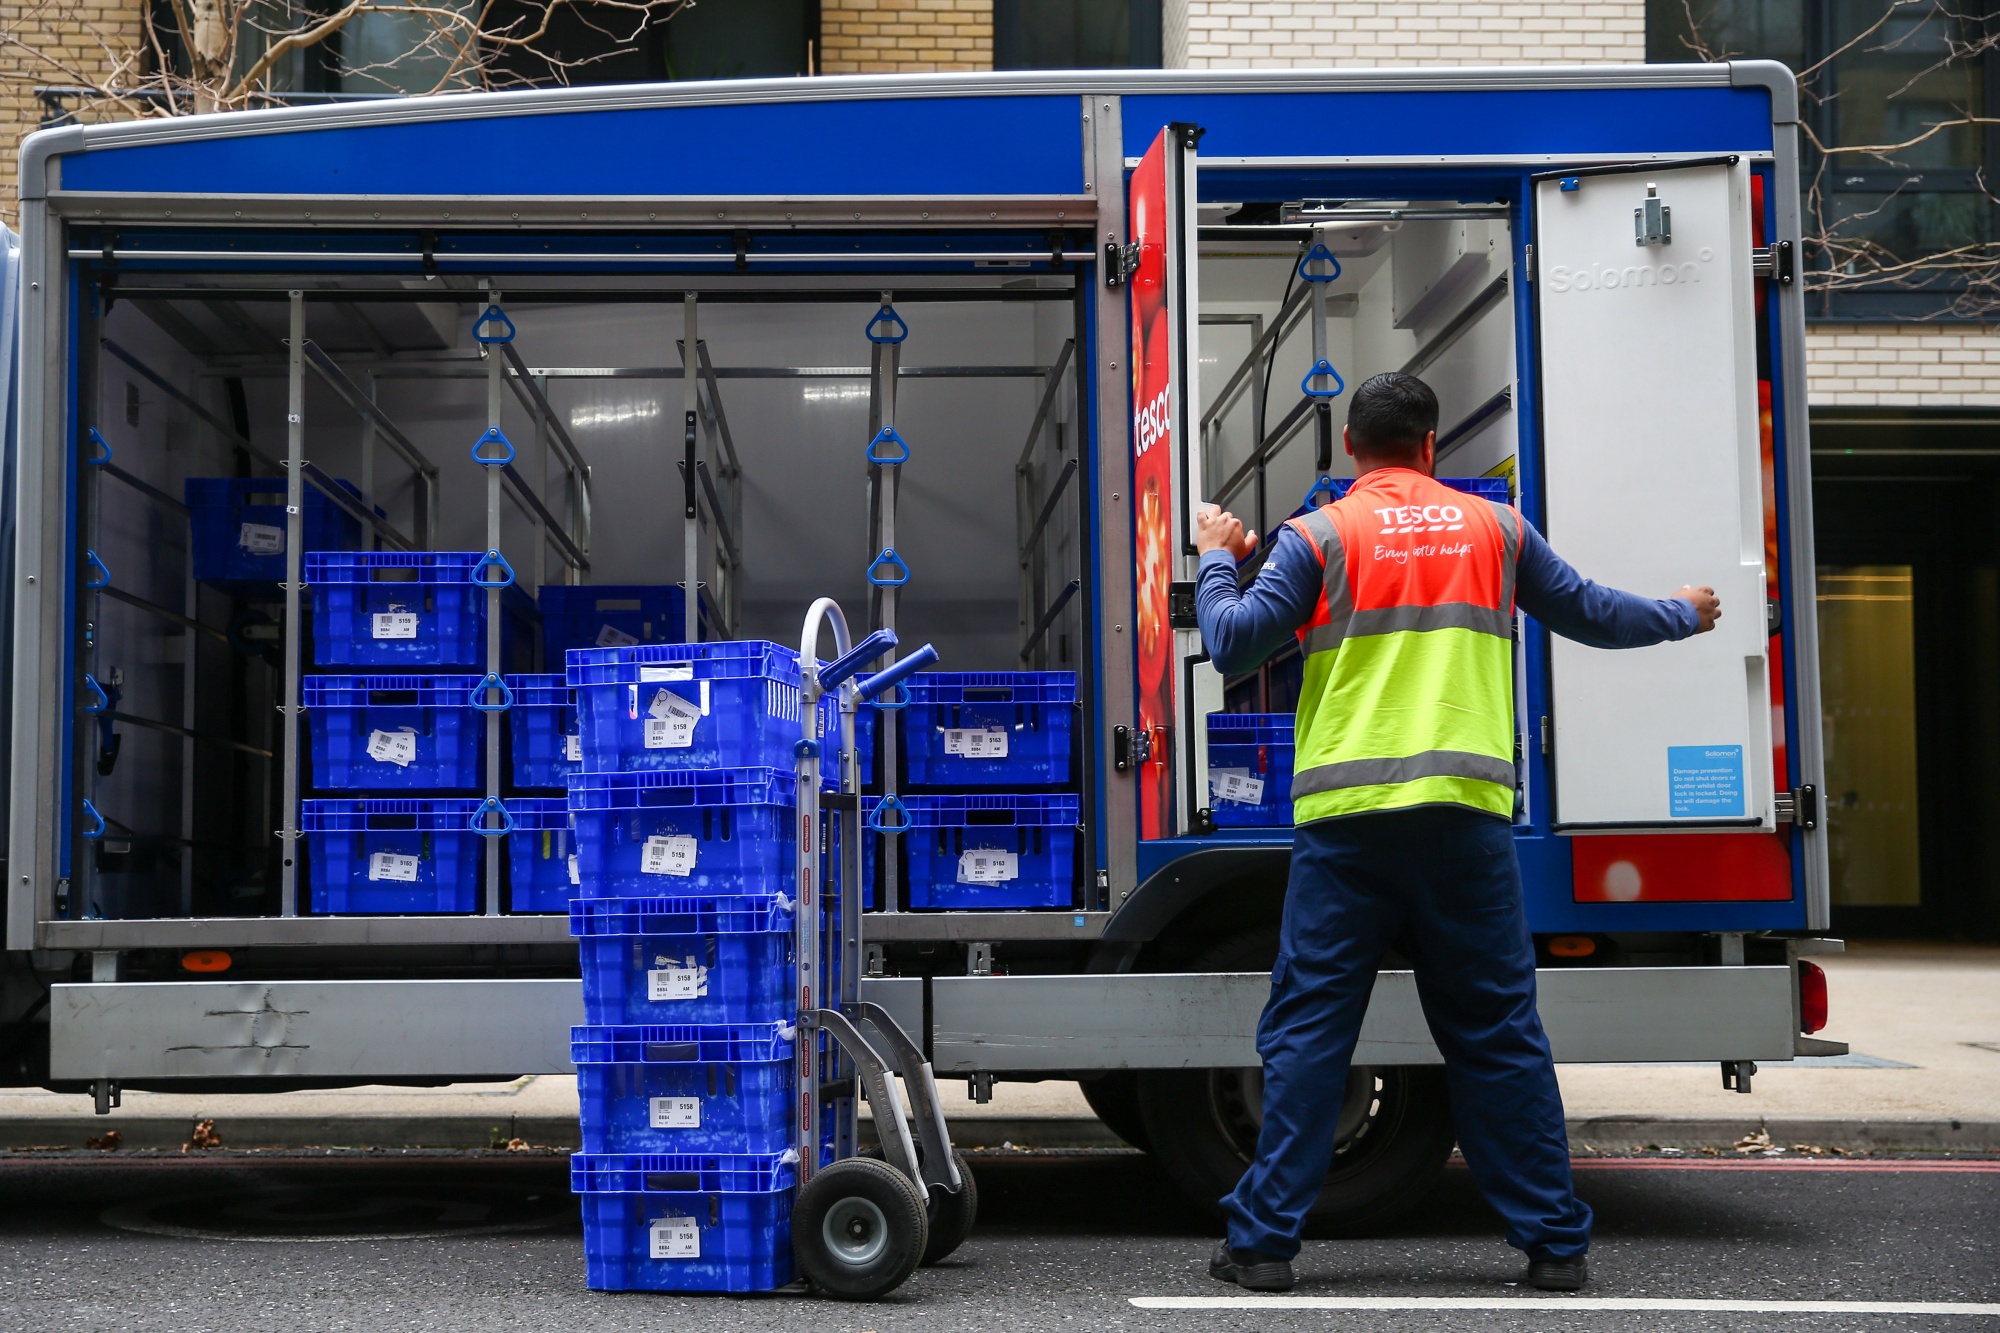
top-left (5, 940), bottom-right (1994, 1154)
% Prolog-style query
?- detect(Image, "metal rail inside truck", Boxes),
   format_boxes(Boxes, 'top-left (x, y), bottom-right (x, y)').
top-left (4, 61), bottom-right (1842, 1228)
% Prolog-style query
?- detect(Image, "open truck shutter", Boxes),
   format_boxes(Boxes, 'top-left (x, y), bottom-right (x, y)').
top-left (1127, 124), bottom-right (1209, 841)
top-left (1533, 158), bottom-right (1775, 831)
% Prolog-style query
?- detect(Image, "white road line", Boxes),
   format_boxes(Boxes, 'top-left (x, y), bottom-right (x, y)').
top-left (1130, 1297), bottom-right (2000, 1315)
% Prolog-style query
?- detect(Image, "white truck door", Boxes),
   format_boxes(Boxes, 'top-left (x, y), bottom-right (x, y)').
top-left (1534, 158), bottom-right (1774, 831)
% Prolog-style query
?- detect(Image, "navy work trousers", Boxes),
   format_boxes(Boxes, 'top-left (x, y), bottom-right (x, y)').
top-left (1220, 805), bottom-right (1592, 1262)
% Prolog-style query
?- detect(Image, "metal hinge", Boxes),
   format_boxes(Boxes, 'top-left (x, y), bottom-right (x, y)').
top-left (1168, 580), bottom-right (1198, 629)
top-left (1539, 714), bottom-right (1551, 756)
top-left (1113, 723), bottom-right (1152, 772)
top-left (1752, 240), bottom-right (1795, 285)
top-left (1523, 243), bottom-right (1533, 280)
top-left (1105, 240), bottom-right (1141, 287)
top-left (1776, 784), bottom-right (1818, 830)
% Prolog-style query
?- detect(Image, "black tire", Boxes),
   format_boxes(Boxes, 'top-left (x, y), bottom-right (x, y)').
top-left (1135, 927), bottom-right (1456, 1237)
top-left (1079, 1073), bottom-right (1151, 1151)
top-left (792, 1157), bottom-right (930, 1300)
top-left (858, 1144), bottom-right (979, 1265)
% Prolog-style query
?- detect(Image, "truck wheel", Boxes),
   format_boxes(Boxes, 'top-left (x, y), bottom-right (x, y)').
top-left (792, 1157), bottom-right (929, 1300)
top-left (1135, 929), bottom-right (1456, 1237)
top-left (1079, 1073), bottom-right (1151, 1151)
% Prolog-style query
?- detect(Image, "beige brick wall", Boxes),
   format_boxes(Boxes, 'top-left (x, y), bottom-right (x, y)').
top-left (0, 0), bottom-right (145, 220)
top-left (1163, 0), bottom-right (1646, 68)
top-left (820, 0), bottom-right (993, 73)
top-left (1806, 325), bottom-right (2000, 408)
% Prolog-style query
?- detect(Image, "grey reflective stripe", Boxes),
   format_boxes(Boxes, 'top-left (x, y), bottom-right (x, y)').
top-left (1490, 500), bottom-right (1521, 612)
top-left (1346, 602), bottom-right (1513, 639)
top-left (1295, 507), bottom-right (1350, 658)
top-left (1291, 749), bottom-right (1517, 799)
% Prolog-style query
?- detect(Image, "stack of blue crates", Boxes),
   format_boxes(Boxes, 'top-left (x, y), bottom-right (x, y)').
top-left (1205, 713), bottom-right (1296, 827)
top-left (567, 640), bottom-right (812, 1293)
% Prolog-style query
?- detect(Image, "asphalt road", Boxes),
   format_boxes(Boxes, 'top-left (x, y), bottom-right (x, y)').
top-left (0, 1148), bottom-right (1993, 1332)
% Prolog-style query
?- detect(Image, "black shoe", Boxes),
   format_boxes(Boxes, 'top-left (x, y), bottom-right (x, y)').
top-left (1209, 1240), bottom-right (1295, 1292)
top-left (1527, 1257), bottom-right (1588, 1292)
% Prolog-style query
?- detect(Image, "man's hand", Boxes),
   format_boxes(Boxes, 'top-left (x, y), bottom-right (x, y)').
top-left (1195, 503), bottom-right (1258, 561)
top-left (1675, 585), bottom-right (1721, 634)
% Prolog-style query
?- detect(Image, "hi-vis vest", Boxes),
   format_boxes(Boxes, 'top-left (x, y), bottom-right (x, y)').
top-left (1283, 467), bottom-right (1521, 823)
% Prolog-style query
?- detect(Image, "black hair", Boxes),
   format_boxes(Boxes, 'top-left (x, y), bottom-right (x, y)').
top-left (1345, 372), bottom-right (1439, 457)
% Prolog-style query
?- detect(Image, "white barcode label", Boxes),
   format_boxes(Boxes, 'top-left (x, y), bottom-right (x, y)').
top-left (650, 1215), bottom-right (700, 1260)
top-left (648, 963), bottom-right (708, 1000)
top-left (641, 834), bottom-right (698, 877)
top-left (595, 624), bottom-right (640, 648)
top-left (649, 1096), bottom-right (702, 1129)
top-left (372, 612), bottom-right (418, 640)
top-left (566, 854), bottom-right (580, 886)
top-left (368, 852), bottom-right (420, 882)
top-left (643, 689), bottom-right (703, 749)
top-left (1210, 770), bottom-right (1266, 805)
top-left (563, 734), bottom-right (582, 763)
top-left (365, 728), bottom-right (418, 767)
top-left (958, 848), bottom-right (1019, 884)
top-left (944, 727), bottom-right (1009, 759)
top-left (238, 522), bottom-right (284, 554)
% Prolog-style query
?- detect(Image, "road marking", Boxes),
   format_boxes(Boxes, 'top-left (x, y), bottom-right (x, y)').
top-left (1132, 1297), bottom-right (2000, 1315)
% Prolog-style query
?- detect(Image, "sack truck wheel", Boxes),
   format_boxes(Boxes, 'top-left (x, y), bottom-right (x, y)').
top-left (859, 1144), bottom-right (980, 1264)
top-left (793, 1156), bottom-right (930, 1300)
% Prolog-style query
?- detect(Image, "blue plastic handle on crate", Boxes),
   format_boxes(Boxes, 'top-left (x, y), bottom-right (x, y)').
top-left (866, 548), bottom-right (911, 588)
top-left (470, 425), bottom-right (516, 467)
top-left (1297, 243), bottom-right (1342, 283)
top-left (1303, 475), bottom-right (1341, 509)
top-left (81, 799), bottom-right (105, 840)
top-left (865, 793), bottom-right (912, 834)
top-left (82, 674), bottom-right (109, 714)
top-left (470, 672), bottom-right (515, 713)
top-left (866, 426), bottom-right (910, 465)
top-left (470, 549), bottom-right (516, 589)
top-left (85, 427), bottom-right (113, 465)
top-left (865, 304), bottom-right (909, 344)
top-left (857, 643), bottom-right (938, 702)
top-left (820, 628), bottom-right (899, 693)
top-left (472, 304), bottom-right (516, 344)
top-left (869, 681), bottom-right (911, 711)
top-left (84, 549), bottom-right (110, 589)
top-left (1301, 359), bottom-right (1345, 399)
top-left (469, 796), bottom-right (514, 836)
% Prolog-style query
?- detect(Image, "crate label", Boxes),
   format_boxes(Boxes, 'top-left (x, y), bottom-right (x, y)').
top-left (365, 728), bottom-right (418, 767)
top-left (564, 733), bottom-right (582, 764)
top-left (1210, 769), bottom-right (1265, 805)
top-left (643, 690), bottom-right (703, 749)
top-left (944, 727), bottom-right (1009, 759)
top-left (367, 852), bottom-right (420, 883)
top-left (647, 963), bottom-right (708, 1000)
top-left (237, 522), bottom-right (285, 554)
top-left (649, 1215), bottom-right (700, 1260)
top-left (641, 834), bottom-right (698, 877)
top-left (640, 664), bottom-right (695, 682)
top-left (958, 848), bottom-right (1019, 884)
top-left (595, 623), bottom-right (640, 648)
top-left (649, 1096), bottom-right (703, 1129)
top-left (372, 612), bottom-right (419, 640)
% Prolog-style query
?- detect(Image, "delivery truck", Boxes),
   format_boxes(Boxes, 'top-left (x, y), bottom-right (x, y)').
top-left (5, 60), bottom-right (1841, 1232)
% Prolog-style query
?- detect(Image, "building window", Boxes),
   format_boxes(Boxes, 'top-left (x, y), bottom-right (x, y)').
top-left (994, 0), bottom-right (1161, 69)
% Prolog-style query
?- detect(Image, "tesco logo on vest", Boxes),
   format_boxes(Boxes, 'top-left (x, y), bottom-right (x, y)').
top-left (1374, 504), bottom-right (1465, 535)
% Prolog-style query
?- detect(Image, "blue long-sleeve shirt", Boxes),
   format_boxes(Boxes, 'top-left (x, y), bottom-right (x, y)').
top-left (1197, 507), bottom-right (1698, 677)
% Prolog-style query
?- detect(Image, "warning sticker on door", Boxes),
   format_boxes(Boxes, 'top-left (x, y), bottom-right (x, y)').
top-left (641, 834), bottom-right (698, 877)
top-left (958, 848), bottom-right (1019, 884)
top-left (944, 727), bottom-right (1009, 759)
top-left (650, 1096), bottom-right (702, 1129)
top-left (368, 852), bottom-right (420, 882)
top-left (1667, 745), bottom-right (1746, 818)
top-left (372, 611), bottom-right (418, 640)
top-left (1209, 769), bottom-right (1265, 805)
top-left (365, 728), bottom-right (418, 767)
top-left (649, 1215), bottom-right (700, 1260)
top-left (238, 522), bottom-right (285, 554)
top-left (595, 624), bottom-right (640, 648)
top-left (648, 962), bottom-right (708, 1000)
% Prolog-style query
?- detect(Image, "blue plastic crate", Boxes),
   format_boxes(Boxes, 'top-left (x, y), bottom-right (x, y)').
top-left (902, 672), bottom-right (1076, 787)
top-left (1206, 713), bottom-right (1296, 828)
top-left (506, 797), bottom-right (576, 912)
top-left (506, 674), bottom-right (577, 791)
top-left (569, 641), bottom-right (807, 774)
top-left (186, 476), bottom-right (366, 592)
top-left (868, 792), bottom-right (1079, 910)
top-left (569, 768), bottom-right (796, 898)
top-left (1307, 474), bottom-right (1512, 509)
top-left (572, 894), bottom-right (795, 1025)
top-left (300, 798), bottom-right (484, 913)
top-left (306, 551), bottom-right (531, 670)
top-left (302, 675), bottom-right (484, 792)
top-left (574, 1023), bottom-right (793, 1155)
top-left (539, 584), bottom-right (698, 656)
top-left (573, 1153), bottom-right (795, 1293)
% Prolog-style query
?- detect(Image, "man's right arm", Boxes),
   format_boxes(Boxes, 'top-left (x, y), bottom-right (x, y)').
top-left (1194, 523), bottom-right (1324, 676)
top-left (1513, 515), bottom-right (1707, 648)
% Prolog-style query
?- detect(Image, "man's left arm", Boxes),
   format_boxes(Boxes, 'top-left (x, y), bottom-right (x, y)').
top-left (1513, 516), bottom-right (1709, 648)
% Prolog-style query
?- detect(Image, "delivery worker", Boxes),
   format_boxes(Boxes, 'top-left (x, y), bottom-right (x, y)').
top-left (1195, 371), bottom-right (1720, 1294)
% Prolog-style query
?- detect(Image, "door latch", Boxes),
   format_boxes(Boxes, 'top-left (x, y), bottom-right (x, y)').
top-left (1776, 784), bottom-right (1818, 830)
top-left (1752, 240), bottom-right (1796, 286)
top-left (1168, 581), bottom-right (1198, 629)
top-left (1634, 183), bottom-right (1671, 247)
top-left (1105, 240), bottom-right (1141, 287)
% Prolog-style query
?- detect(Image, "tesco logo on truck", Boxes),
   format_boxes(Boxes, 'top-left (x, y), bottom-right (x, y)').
top-left (1548, 246), bottom-right (1715, 293)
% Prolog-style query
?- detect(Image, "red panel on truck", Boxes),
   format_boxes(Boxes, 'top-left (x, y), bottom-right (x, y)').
top-left (1572, 833), bottom-right (1792, 903)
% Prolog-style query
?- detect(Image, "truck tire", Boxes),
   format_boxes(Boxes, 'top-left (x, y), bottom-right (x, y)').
top-left (1079, 1073), bottom-right (1151, 1151)
top-left (1134, 928), bottom-right (1456, 1237)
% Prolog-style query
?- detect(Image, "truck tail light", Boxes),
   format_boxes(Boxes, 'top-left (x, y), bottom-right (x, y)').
top-left (1798, 959), bottom-right (1827, 1033)
top-left (181, 950), bottom-right (232, 974)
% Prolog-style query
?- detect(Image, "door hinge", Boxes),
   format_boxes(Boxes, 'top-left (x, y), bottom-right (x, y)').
top-left (1767, 596), bottom-right (1782, 636)
top-left (1539, 714), bottom-right (1551, 756)
top-left (1168, 580), bottom-right (1198, 629)
top-left (1523, 243), bottom-right (1533, 280)
top-left (1113, 724), bottom-right (1134, 772)
top-left (1752, 240), bottom-right (1795, 286)
top-left (1776, 784), bottom-right (1818, 830)
top-left (1105, 240), bottom-right (1141, 287)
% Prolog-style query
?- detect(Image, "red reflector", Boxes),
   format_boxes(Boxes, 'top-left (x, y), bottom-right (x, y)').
top-left (1798, 959), bottom-right (1828, 1034)
top-left (181, 950), bottom-right (232, 974)
top-left (1548, 935), bottom-right (1597, 959)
